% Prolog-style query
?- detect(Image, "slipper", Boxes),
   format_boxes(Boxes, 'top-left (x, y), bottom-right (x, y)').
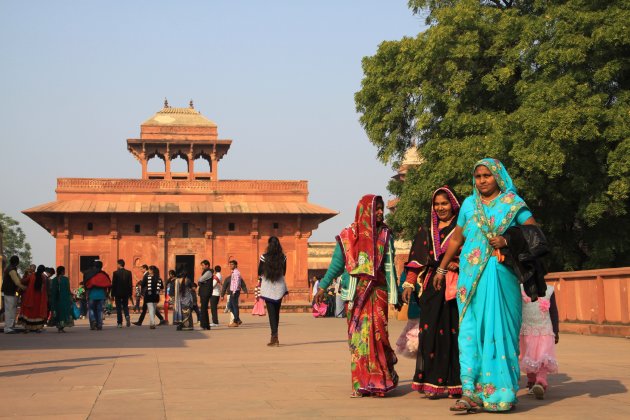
top-left (449, 399), bottom-right (482, 413)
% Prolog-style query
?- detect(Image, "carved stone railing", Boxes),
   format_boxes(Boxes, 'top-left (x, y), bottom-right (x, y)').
top-left (546, 267), bottom-right (630, 336)
top-left (56, 178), bottom-right (309, 194)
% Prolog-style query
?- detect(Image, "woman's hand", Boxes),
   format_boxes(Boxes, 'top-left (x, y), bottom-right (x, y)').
top-left (314, 288), bottom-right (327, 304)
top-left (401, 287), bottom-right (413, 304)
top-left (433, 273), bottom-right (445, 290)
top-left (447, 262), bottom-right (459, 272)
top-left (489, 235), bottom-right (508, 249)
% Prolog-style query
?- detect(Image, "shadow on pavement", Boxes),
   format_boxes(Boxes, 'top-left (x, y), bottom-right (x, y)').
top-left (0, 354), bottom-right (142, 368)
top-left (280, 339), bottom-right (346, 347)
top-left (552, 373), bottom-right (628, 398)
top-left (0, 363), bottom-right (102, 378)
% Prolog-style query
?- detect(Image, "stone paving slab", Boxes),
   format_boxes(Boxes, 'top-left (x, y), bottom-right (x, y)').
top-left (1, 312), bottom-right (629, 419)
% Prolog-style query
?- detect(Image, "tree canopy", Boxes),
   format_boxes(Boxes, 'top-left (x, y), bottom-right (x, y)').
top-left (1, 213), bottom-right (33, 272)
top-left (355, 0), bottom-right (630, 270)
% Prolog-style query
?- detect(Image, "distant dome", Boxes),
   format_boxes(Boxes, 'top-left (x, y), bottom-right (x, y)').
top-left (142, 106), bottom-right (217, 128)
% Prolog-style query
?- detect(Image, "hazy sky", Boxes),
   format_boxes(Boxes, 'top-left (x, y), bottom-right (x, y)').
top-left (0, 1), bottom-right (426, 266)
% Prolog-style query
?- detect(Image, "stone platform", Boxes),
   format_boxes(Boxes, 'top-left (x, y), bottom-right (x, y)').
top-left (1, 313), bottom-right (629, 419)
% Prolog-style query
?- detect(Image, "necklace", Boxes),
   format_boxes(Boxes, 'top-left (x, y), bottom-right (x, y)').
top-left (480, 193), bottom-right (500, 204)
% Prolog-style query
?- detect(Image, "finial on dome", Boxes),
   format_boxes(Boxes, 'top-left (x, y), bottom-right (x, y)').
top-left (164, 98), bottom-right (169, 108)
top-left (189, 99), bottom-right (194, 109)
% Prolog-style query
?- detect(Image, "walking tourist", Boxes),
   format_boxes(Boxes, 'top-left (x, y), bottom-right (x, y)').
top-left (164, 270), bottom-right (177, 324)
top-left (210, 268), bottom-right (221, 326)
top-left (84, 261), bottom-right (112, 331)
top-left (197, 260), bottom-right (213, 330)
top-left (133, 264), bottom-right (166, 326)
top-left (133, 279), bottom-right (142, 313)
top-left (19, 265), bottom-right (49, 332)
top-left (315, 194), bottom-right (400, 398)
top-left (401, 186), bottom-right (462, 398)
top-left (520, 284), bottom-right (559, 400)
top-left (257, 236), bottom-right (288, 346)
top-left (50, 266), bottom-right (74, 332)
top-left (223, 260), bottom-right (248, 327)
top-left (111, 259), bottom-right (133, 328)
top-left (433, 158), bottom-right (537, 413)
top-left (3, 255), bottom-right (26, 333)
top-left (75, 282), bottom-right (87, 318)
top-left (175, 273), bottom-right (194, 331)
top-left (144, 265), bottom-right (163, 329)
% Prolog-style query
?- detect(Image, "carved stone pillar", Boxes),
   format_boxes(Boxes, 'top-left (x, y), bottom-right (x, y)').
top-left (205, 214), bottom-right (214, 266)
top-left (157, 215), bottom-right (167, 279)
top-left (141, 156), bottom-right (148, 179)
top-left (187, 152), bottom-right (195, 180)
top-left (211, 152), bottom-right (218, 181)
top-left (110, 215), bottom-right (119, 272)
top-left (164, 145), bottom-right (172, 180)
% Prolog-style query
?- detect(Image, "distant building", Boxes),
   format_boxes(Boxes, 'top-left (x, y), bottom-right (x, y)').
top-left (24, 102), bottom-right (337, 299)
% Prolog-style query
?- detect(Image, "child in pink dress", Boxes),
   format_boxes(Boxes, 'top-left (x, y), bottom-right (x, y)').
top-left (519, 285), bottom-right (560, 399)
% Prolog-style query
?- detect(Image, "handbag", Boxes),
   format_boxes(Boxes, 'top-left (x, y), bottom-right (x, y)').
top-left (72, 303), bottom-right (81, 320)
top-left (312, 302), bottom-right (328, 318)
top-left (252, 298), bottom-right (266, 316)
top-left (444, 270), bottom-right (458, 301)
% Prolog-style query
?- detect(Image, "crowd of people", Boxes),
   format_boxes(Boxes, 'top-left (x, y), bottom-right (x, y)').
top-left (2, 158), bottom-right (560, 413)
top-left (1, 236), bottom-right (290, 345)
top-left (315, 158), bottom-right (559, 413)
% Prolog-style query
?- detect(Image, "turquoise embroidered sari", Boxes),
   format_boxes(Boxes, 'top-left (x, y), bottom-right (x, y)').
top-left (456, 159), bottom-right (533, 412)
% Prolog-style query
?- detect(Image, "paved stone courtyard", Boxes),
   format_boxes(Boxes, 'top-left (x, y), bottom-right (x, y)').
top-left (1, 313), bottom-right (628, 419)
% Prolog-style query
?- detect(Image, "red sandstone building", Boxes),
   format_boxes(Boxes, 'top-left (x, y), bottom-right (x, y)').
top-left (24, 102), bottom-right (337, 299)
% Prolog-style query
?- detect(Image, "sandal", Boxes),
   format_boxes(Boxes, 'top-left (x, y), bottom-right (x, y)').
top-left (350, 392), bottom-right (364, 398)
top-left (449, 398), bottom-right (482, 413)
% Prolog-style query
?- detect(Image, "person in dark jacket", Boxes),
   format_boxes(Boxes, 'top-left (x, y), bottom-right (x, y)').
top-left (143, 265), bottom-right (164, 329)
top-left (197, 260), bottom-right (213, 330)
top-left (112, 259), bottom-right (133, 328)
top-left (133, 264), bottom-right (167, 326)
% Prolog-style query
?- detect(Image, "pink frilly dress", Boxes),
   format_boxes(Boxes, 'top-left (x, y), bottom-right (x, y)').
top-left (519, 285), bottom-right (558, 378)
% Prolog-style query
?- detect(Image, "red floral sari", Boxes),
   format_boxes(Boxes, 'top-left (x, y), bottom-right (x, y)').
top-left (340, 195), bottom-right (398, 396)
top-left (19, 273), bottom-right (48, 331)
top-left (348, 275), bottom-right (398, 396)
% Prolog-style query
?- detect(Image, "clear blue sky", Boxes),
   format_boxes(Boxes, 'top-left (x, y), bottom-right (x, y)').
top-left (0, 1), bottom-right (426, 266)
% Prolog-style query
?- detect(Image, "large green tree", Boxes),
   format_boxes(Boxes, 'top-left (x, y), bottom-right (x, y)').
top-left (1, 213), bottom-right (33, 272)
top-left (355, 0), bottom-right (630, 270)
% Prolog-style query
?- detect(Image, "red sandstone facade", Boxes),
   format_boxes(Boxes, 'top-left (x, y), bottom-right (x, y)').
top-left (24, 102), bottom-right (337, 299)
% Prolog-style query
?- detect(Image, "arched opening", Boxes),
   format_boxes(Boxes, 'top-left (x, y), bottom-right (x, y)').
top-left (147, 153), bottom-right (165, 179)
top-left (170, 153), bottom-right (188, 179)
top-left (194, 153), bottom-right (212, 180)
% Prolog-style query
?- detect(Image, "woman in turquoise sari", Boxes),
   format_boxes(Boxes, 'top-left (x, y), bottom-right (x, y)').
top-left (434, 159), bottom-right (536, 413)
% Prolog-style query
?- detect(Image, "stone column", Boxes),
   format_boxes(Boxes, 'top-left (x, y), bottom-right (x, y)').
top-left (205, 214), bottom-right (214, 267)
top-left (187, 152), bottom-right (195, 180)
top-left (164, 145), bottom-right (172, 180)
top-left (211, 152), bottom-right (218, 181)
top-left (110, 215), bottom-right (119, 273)
top-left (157, 214), bottom-right (167, 281)
top-left (141, 156), bottom-right (148, 179)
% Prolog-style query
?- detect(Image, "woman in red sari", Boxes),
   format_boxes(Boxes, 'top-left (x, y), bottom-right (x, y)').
top-left (316, 195), bottom-right (400, 397)
top-left (19, 265), bottom-right (49, 332)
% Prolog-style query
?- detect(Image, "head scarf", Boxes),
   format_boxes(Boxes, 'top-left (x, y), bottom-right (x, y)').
top-left (472, 158), bottom-right (527, 238)
top-left (430, 186), bottom-right (461, 260)
top-left (337, 194), bottom-right (388, 278)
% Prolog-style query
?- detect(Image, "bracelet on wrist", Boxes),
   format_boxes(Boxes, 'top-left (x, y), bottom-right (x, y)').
top-left (436, 267), bottom-right (448, 275)
top-left (402, 281), bottom-right (415, 289)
